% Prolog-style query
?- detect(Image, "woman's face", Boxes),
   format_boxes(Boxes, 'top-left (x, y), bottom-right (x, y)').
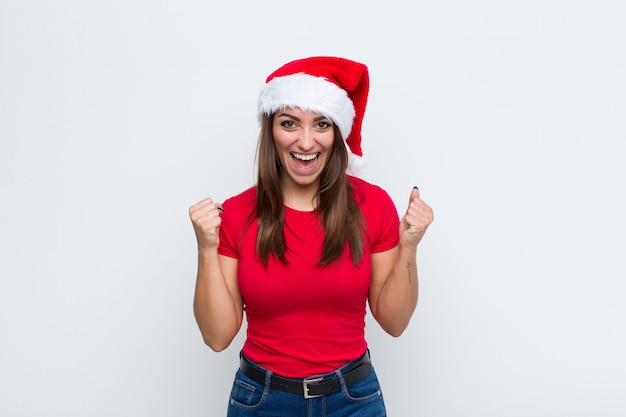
top-left (272, 107), bottom-right (335, 190)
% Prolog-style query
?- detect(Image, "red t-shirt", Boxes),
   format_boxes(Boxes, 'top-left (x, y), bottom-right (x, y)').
top-left (218, 176), bottom-right (399, 377)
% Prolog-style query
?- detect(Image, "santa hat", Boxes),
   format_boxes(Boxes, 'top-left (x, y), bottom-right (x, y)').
top-left (257, 56), bottom-right (369, 175)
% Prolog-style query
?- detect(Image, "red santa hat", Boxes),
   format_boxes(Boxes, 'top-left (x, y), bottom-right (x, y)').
top-left (257, 56), bottom-right (369, 175)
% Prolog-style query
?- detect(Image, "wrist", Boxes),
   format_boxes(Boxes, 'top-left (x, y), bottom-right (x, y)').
top-left (397, 242), bottom-right (417, 258)
top-left (197, 245), bottom-right (219, 260)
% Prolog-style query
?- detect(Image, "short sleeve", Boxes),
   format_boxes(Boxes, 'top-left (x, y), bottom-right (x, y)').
top-left (369, 187), bottom-right (400, 253)
top-left (216, 186), bottom-right (257, 259)
top-left (217, 202), bottom-right (239, 259)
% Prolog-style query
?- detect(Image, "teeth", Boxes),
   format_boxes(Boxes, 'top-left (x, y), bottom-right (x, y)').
top-left (292, 153), bottom-right (318, 161)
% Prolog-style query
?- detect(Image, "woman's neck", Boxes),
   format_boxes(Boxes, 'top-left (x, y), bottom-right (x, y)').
top-left (281, 181), bottom-right (319, 212)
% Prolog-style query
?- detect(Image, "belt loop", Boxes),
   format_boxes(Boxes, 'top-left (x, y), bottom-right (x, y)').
top-left (263, 368), bottom-right (273, 395)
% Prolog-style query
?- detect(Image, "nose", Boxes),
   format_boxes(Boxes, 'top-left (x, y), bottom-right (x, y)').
top-left (297, 128), bottom-right (315, 151)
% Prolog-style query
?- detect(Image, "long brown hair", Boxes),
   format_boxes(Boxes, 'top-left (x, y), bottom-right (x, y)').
top-left (254, 113), bottom-right (365, 266)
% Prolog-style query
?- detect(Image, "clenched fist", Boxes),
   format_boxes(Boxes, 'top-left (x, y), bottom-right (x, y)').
top-left (189, 198), bottom-right (223, 250)
top-left (399, 187), bottom-right (434, 248)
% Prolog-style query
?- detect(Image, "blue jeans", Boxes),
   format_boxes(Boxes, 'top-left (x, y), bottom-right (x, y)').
top-left (226, 352), bottom-right (387, 417)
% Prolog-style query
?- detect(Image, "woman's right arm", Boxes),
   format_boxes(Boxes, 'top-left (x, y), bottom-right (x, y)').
top-left (189, 198), bottom-right (243, 351)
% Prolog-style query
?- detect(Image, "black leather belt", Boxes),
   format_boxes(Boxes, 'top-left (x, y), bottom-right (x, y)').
top-left (239, 351), bottom-right (372, 399)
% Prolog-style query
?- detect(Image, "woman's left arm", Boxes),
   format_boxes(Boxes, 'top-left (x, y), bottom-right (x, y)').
top-left (369, 187), bottom-right (434, 337)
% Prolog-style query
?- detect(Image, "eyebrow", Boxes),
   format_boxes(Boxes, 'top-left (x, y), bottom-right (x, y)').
top-left (275, 112), bottom-right (331, 123)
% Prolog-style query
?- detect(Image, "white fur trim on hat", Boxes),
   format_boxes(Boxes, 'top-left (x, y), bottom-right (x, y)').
top-left (257, 73), bottom-right (356, 141)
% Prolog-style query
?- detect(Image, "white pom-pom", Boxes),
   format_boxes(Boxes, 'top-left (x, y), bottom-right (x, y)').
top-left (347, 148), bottom-right (366, 177)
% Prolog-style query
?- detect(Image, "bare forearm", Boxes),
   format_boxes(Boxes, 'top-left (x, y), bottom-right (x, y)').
top-left (193, 249), bottom-right (241, 351)
top-left (373, 186), bottom-right (433, 336)
top-left (374, 245), bottom-right (419, 337)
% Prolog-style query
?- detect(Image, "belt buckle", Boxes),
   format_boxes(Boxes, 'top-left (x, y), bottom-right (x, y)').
top-left (303, 377), bottom-right (324, 399)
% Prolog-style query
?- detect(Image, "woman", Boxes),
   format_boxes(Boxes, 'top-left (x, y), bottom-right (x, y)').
top-left (189, 56), bottom-right (434, 416)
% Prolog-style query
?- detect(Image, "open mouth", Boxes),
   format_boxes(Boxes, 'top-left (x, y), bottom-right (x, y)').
top-left (291, 152), bottom-right (320, 170)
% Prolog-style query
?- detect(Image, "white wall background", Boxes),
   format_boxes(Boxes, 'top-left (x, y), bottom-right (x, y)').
top-left (1, 1), bottom-right (625, 416)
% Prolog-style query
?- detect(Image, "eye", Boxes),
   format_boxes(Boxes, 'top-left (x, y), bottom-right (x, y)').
top-left (280, 120), bottom-right (296, 129)
top-left (317, 120), bottom-right (332, 129)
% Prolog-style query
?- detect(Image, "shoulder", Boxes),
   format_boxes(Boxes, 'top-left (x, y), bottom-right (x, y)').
top-left (222, 186), bottom-right (256, 211)
top-left (348, 176), bottom-right (400, 249)
top-left (220, 186), bottom-right (257, 224)
top-left (348, 175), bottom-right (394, 206)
